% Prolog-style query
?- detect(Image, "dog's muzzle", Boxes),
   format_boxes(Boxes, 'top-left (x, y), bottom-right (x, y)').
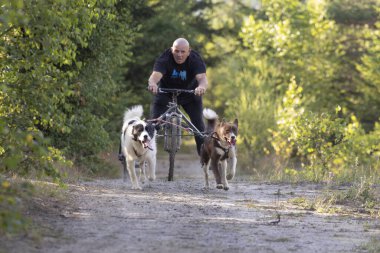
top-left (141, 135), bottom-right (152, 150)
top-left (227, 136), bottom-right (237, 146)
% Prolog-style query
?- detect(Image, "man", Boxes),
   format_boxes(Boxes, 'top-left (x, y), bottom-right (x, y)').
top-left (148, 38), bottom-right (208, 155)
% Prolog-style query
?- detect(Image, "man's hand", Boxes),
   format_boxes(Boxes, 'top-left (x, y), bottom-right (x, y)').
top-left (148, 83), bottom-right (158, 94)
top-left (195, 86), bottom-right (206, 96)
top-left (195, 73), bottom-right (208, 96)
top-left (148, 71), bottom-right (163, 94)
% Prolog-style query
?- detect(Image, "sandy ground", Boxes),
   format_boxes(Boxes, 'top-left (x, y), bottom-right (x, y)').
top-left (2, 152), bottom-right (380, 253)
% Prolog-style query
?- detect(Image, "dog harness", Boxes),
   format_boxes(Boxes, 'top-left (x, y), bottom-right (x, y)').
top-left (211, 133), bottom-right (231, 161)
top-left (133, 147), bottom-right (147, 158)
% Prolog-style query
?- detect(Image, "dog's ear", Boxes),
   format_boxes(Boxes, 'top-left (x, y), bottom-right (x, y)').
top-left (145, 122), bottom-right (157, 138)
top-left (233, 119), bottom-right (238, 128)
top-left (128, 120), bottom-right (136, 126)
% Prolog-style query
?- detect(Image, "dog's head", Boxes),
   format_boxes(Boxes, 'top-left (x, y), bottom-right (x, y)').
top-left (215, 119), bottom-right (238, 146)
top-left (131, 120), bottom-right (156, 149)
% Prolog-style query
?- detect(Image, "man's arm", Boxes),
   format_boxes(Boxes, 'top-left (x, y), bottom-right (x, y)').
top-left (194, 73), bottom-right (208, 96)
top-left (148, 71), bottom-right (163, 94)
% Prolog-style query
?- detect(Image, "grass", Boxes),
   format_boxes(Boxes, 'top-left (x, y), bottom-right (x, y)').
top-left (288, 197), bottom-right (316, 211)
top-left (360, 236), bottom-right (380, 253)
top-left (287, 180), bottom-right (380, 217)
top-left (0, 176), bottom-right (70, 238)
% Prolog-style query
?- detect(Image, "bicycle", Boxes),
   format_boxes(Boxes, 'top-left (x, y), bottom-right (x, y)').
top-left (151, 88), bottom-right (205, 181)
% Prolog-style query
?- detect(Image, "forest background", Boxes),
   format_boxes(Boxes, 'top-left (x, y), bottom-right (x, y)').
top-left (1, 0), bottom-right (380, 234)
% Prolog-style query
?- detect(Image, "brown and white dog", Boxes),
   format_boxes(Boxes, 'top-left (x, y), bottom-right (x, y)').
top-left (120, 105), bottom-right (157, 189)
top-left (200, 108), bottom-right (238, 190)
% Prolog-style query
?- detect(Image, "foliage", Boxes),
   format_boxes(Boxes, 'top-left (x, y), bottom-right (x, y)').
top-left (356, 20), bottom-right (380, 131)
top-left (0, 178), bottom-right (30, 236)
top-left (205, 0), bottom-right (380, 183)
top-left (273, 76), bottom-right (380, 182)
top-left (326, 0), bottom-right (379, 25)
top-left (1, 0), bottom-right (140, 176)
top-left (51, 0), bottom-right (141, 167)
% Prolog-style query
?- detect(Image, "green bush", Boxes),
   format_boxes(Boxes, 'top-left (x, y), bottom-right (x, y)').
top-left (0, 178), bottom-right (31, 236)
top-left (272, 78), bottom-right (380, 182)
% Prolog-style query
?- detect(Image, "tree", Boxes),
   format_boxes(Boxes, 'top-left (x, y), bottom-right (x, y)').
top-left (0, 0), bottom-right (140, 176)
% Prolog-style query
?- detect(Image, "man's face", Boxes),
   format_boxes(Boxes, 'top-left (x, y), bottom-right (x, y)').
top-left (171, 44), bottom-right (190, 64)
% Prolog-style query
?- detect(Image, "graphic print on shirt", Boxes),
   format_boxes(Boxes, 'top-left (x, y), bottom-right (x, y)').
top-left (171, 69), bottom-right (187, 81)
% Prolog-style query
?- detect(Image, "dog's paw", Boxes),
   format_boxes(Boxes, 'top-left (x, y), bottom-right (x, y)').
top-left (131, 185), bottom-right (142, 190)
top-left (223, 186), bottom-right (229, 191)
top-left (226, 174), bottom-right (234, 180)
top-left (202, 185), bottom-right (210, 190)
top-left (216, 184), bottom-right (223, 189)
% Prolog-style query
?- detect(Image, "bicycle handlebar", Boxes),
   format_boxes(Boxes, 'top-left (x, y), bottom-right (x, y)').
top-left (146, 86), bottom-right (195, 94)
top-left (158, 88), bottom-right (195, 94)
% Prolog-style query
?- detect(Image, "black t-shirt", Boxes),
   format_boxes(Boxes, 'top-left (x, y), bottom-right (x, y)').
top-left (153, 48), bottom-right (206, 89)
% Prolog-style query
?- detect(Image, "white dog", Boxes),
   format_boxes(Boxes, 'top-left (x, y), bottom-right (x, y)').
top-left (120, 105), bottom-right (157, 189)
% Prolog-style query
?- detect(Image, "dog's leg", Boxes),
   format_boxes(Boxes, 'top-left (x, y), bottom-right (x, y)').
top-left (146, 158), bottom-right (156, 181)
top-left (227, 148), bottom-right (237, 180)
top-left (139, 161), bottom-right (147, 183)
top-left (220, 160), bottom-right (229, 191)
top-left (122, 157), bottom-right (128, 182)
top-left (202, 160), bottom-right (210, 189)
top-left (227, 156), bottom-right (237, 180)
top-left (211, 159), bottom-right (223, 189)
top-left (126, 159), bottom-right (141, 190)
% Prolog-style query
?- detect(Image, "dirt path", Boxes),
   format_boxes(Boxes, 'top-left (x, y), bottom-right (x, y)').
top-left (3, 153), bottom-right (380, 253)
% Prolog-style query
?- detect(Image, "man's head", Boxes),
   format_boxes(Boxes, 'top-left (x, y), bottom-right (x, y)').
top-left (171, 38), bottom-right (190, 64)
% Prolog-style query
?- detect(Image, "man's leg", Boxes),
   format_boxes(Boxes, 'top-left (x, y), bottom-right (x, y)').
top-left (150, 94), bottom-right (171, 119)
top-left (182, 96), bottom-right (205, 155)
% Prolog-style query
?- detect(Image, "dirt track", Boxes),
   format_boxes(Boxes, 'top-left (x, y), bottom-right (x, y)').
top-left (3, 153), bottom-right (380, 253)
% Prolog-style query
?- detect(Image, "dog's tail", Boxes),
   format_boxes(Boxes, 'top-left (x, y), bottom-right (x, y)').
top-left (203, 108), bottom-right (218, 133)
top-left (123, 105), bottom-right (143, 124)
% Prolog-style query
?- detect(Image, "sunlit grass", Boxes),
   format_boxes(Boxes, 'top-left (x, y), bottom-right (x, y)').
top-left (360, 236), bottom-right (380, 253)
top-left (287, 180), bottom-right (380, 217)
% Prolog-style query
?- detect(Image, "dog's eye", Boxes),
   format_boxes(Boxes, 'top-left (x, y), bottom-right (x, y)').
top-left (134, 124), bottom-right (144, 132)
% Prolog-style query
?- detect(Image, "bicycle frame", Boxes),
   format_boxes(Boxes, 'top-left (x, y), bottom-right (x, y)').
top-left (153, 88), bottom-right (205, 181)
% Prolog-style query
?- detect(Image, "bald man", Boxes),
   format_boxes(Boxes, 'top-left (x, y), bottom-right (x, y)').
top-left (148, 38), bottom-right (208, 155)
